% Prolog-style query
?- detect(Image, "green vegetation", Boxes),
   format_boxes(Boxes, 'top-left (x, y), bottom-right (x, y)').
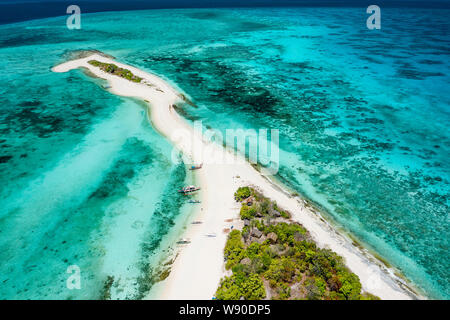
top-left (234, 186), bottom-right (251, 201)
top-left (216, 187), bottom-right (380, 300)
top-left (100, 275), bottom-right (114, 300)
top-left (159, 268), bottom-right (171, 282)
top-left (224, 230), bottom-right (245, 269)
top-left (235, 186), bottom-right (291, 220)
top-left (216, 273), bottom-right (266, 300)
top-left (88, 60), bottom-right (143, 83)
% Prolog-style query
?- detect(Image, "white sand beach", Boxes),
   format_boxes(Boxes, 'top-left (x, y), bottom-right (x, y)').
top-left (53, 53), bottom-right (421, 300)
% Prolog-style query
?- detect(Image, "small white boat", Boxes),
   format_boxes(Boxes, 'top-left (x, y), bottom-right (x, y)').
top-left (189, 163), bottom-right (203, 170)
top-left (177, 238), bottom-right (191, 244)
top-left (178, 185), bottom-right (200, 194)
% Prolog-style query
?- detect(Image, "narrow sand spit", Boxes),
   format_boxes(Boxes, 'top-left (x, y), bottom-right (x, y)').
top-left (53, 53), bottom-right (421, 300)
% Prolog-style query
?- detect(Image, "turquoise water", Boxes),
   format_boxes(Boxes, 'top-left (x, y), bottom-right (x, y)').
top-left (0, 40), bottom-right (193, 298)
top-left (0, 7), bottom-right (448, 299)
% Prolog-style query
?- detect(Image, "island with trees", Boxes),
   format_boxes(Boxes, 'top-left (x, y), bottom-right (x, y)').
top-left (216, 187), bottom-right (380, 300)
top-left (88, 60), bottom-right (143, 83)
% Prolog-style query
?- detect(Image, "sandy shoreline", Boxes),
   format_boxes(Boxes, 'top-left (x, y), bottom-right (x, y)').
top-left (52, 53), bottom-right (422, 300)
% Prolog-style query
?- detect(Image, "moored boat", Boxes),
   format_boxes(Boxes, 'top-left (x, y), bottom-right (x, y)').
top-left (178, 185), bottom-right (201, 194)
top-left (189, 163), bottom-right (203, 170)
top-left (177, 238), bottom-right (191, 244)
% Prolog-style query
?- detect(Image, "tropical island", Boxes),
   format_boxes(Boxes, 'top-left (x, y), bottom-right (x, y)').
top-left (216, 187), bottom-right (379, 300)
top-left (52, 52), bottom-right (418, 300)
top-left (1, 0), bottom-right (447, 301)
top-left (88, 60), bottom-right (143, 83)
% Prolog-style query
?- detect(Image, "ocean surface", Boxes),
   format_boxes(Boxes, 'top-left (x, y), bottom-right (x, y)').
top-left (0, 7), bottom-right (448, 299)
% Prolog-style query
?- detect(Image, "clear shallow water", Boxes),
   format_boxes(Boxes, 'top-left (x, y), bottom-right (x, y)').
top-left (0, 46), bottom-right (192, 298)
top-left (0, 7), bottom-right (448, 299)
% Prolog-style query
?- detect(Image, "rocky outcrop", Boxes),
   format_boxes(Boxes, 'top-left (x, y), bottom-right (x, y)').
top-left (294, 231), bottom-right (308, 242)
top-left (267, 232), bottom-right (278, 243)
top-left (256, 235), bottom-right (266, 244)
top-left (251, 228), bottom-right (263, 238)
top-left (269, 208), bottom-right (281, 217)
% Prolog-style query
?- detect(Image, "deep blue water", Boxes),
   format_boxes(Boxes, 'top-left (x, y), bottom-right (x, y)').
top-left (1, 0), bottom-right (449, 24)
top-left (0, 6), bottom-right (448, 299)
